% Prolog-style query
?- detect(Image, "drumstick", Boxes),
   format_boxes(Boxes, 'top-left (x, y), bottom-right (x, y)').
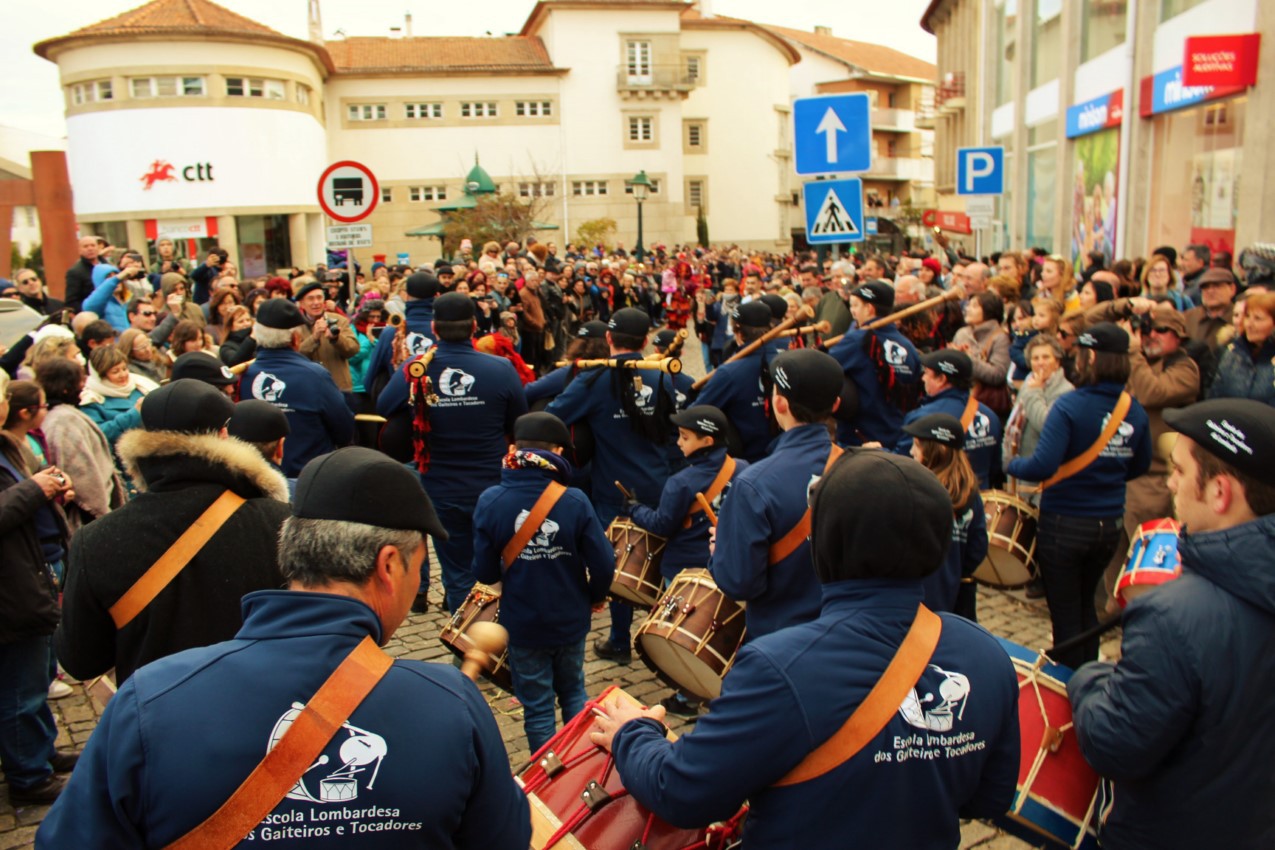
top-left (458, 621), bottom-right (508, 683)
top-left (1041, 614), bottom-right (1122, 664)
top-left (695, 492), bottom-right (718, 527)
top-left (615, 480), bottom-right (635, 502)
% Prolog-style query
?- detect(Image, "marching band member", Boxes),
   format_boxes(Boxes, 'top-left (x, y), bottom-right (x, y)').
top-left (895, 349), bottom-right (1002, 489)
top-left (694, 301), bottom-right (777, 462)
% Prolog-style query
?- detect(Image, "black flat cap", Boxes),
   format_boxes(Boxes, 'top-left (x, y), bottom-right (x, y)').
top-left (920, 348), bottom-right (973, 385)
top-left (433, 291), bottom-right (475, 321)
top-left (514, 411), bottom-right (573, 449)
top-left (811, 450), bottom-right (952, 582)
top-left (759, 294), bottom-right (788, 322)
top-left (578, 320), bottom-right (608, 339)
top-left (406, 272), bottom-right (443, 299)
top-left (1076, 321), bottom-right (1129, 353)
top-left (850, 280), bottom-right (895, 313)
top-left (608, 307), bottom-right (651, 337)
top-left (171, 352), bottom-right (237, 387)
top-left (141, 379), bottom-right (234, 434)
top-left (1164, 399), bottom-right (1275, 488)
top-left (293, 281), bottom-right (323, 302)
top-left (670, 405), bottom-right (728, 439)
top-left (732, 300), bottom-right (772, 329)
top-left (229, 399), bottom-right (290, 443)
top-left (770, 349), bottom-right (843, 412)
top-left (293, 446), bottom-right (447, 538)
top-left (903, 412), bottom-right (965, 448)
top-left (256, 299), bottom-right (305, 329)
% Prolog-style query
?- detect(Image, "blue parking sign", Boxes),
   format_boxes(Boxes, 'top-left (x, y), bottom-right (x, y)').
top-left (956, 147), bottom-right (1005, 195)
top-left (794, 94), bottom-right (872, 175)
top-left (803, 180), bottom-right (863, 244)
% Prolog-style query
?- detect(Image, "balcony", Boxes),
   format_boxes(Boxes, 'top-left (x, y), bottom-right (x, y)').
top-left (936, 72), bottom-right (965, 113)
top-left (872, 108), bottom-right (917, 132)
top-left (914, 102), bottom-right (937, 128)
top-left (864, 157), bottom-right (935, 183)
top-left (616, 65), bottom-right (696, 100)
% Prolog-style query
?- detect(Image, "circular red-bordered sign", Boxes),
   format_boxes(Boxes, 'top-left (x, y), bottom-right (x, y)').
top-left (317, 160), bottom-right (379, 223)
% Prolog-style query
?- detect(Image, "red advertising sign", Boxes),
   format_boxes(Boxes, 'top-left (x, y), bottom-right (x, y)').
top-left (922, 209), bottom-right (973, 235)
top-left (1183, 34), bottom-right (1261, 87)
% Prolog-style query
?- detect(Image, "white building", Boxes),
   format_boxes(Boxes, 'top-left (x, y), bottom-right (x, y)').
top-left (35, 0), bottom-right (933, 273)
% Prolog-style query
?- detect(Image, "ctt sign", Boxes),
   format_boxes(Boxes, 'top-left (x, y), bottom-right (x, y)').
top-left (139, 159), bottom-right (216, 191)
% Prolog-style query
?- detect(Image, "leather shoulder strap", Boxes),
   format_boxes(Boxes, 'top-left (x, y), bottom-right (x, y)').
top-left (959, 393), bottom-right (980, 432)
top-left (502, 481), bottom-right (568, 570)
top-left (774, 604), bottom-right (942, 787)
top-left (1039, 391), bottom-right (1132, 492)
top-left (682, 455), bottom-right (737, 529)
top-left (767, 445), bottom-right (844, 565)
top-left (109, 490), bottom-right (246, 629)
top-left (166, 636), bottom-right (393, 850)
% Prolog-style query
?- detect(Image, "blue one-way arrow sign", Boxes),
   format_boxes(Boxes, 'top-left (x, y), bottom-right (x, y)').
top-left (794, 93), bottom-right (871, 175)
top-left (803, 179), bottom-right (864, 244)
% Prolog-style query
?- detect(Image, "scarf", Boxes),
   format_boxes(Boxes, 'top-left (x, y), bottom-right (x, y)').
top-left (81, 370), bottom-right (158, 406)
top-left (502, 448), bottom-right (571, 483)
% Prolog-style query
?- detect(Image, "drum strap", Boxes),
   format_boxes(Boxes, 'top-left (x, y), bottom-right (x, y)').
top-left (774, 604), bottom-right (942, 787)
top-left (502, 481), bottom-right (568, 570)
top-left (109, 490), bottom-right (246, 629)
top-left (682, 455), bottom-right (736, 528)
top-left (767, 445), bottom-right (844, 565)
top-left (959, 393), bottom-right (980, 432)
top-left (165, 636), bottom-right (392, 850)
top-left (1037, 391), bottom-right (1132, 492)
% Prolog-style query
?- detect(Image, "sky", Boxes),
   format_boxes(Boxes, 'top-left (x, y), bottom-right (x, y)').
top-left (2, 0), bottom-right (935, 139)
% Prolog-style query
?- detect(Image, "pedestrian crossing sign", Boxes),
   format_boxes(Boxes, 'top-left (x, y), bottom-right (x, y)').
top-left (803, 179), bottom-right (864, 244)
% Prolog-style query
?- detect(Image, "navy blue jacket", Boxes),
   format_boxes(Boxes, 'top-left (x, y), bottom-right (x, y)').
top-left (241, 348), bottom-right (355, 477)
top-left (710, 423), bottom-right (835, 638)
top-left (694, 352), bottom-right (771, 463)
top-left (525, 364), bottom-right (572, 406)
top-left (1006, 382), bottom-right (1151, 517)
top-left (896, 388), bottom-right (1003, 489)
top-left (377, 341), bottom-right (526, 503)
top-left (37, 592), bottom-right (530, 849)
top-left (921, 492), bottom-right (987, 614)
top-left (473, 464), bottom-right (613, 647)
top-left (828, 325), bottom-right (922, 448)
top-left (629, 446), bottom-right (748, 578)
top-left (612, 581), bottom-right (1021, 849)
top-left (364, 299), bottom-right (437, 391)
top-left (544, 354), bottom-right (673, 522)
top-left (1069, 514), bottom-right (1275, 850)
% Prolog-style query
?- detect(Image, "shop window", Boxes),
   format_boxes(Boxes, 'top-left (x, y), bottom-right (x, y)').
top-left (405, 102), bottom-right (442, 119)
top-left (409, 186), bottom-right (447, 202)
top-left (460, 102), bottom-right (498, 118)
top-left (348, 104), bottom-right (387, 121)
top-left (571, 180), bottom-right (608, 197)
top-left (515, 101), bottom-right (552, 117)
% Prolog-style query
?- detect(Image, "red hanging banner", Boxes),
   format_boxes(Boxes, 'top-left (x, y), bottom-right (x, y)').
top-left (1182, 34), bottom-right (1261, 88)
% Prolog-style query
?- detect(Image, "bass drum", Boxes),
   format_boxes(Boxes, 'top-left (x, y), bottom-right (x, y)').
top-left (636, 569), bottom-right (746, 701)
top-left (976, 490), bottom-right (1039, 589)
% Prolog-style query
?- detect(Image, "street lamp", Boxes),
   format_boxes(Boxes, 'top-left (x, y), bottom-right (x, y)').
top-left (626, 170), bottom-right (653, 262)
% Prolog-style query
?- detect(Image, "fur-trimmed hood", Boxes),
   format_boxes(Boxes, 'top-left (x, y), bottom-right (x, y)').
top-left (117, 430), bottom-right (290, 502)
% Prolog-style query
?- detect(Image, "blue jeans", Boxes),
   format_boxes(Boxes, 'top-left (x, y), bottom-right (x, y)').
top-left (595, 503), bottom-right (632, 646)
top-left (1037, 512), bottom-right (1123, 670)
top-left (431, 500), bottom-right (477, 613)
top-left (0, 635), bottom-right (57, 791)
top-left (509, 641), bottom-right (587, 754)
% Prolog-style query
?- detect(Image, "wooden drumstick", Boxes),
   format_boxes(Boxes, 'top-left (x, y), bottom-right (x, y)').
top-left (459, 621), bottom-right (508, 683)
top-left (695, 492), bottom-right (718, 527)
top-left (354, 413), bottom-right (387, 423)
top-left (615, 480), bottom-right (635, 502)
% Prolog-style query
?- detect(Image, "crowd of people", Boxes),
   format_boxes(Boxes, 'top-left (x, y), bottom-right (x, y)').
top-left (0, 227), bottom-right (1271, 849)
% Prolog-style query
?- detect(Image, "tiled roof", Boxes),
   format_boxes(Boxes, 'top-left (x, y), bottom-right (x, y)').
top-left (33, 0), bottom-right (331, 69)
top-left (327, 36), bottom-right (558, 75)
top-left (761, 23), bottom-right (936, 81)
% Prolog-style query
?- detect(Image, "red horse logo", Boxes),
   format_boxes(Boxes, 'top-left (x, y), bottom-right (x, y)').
top-left (140, 160), bottom-right (177, 190)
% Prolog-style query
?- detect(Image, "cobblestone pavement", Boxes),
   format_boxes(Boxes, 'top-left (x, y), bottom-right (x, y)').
top-left (0, 339), bottom-right (1123, 848)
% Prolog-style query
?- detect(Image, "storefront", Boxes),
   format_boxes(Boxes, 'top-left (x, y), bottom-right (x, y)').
top-left (1066, 89), bottom-right (1123, 266)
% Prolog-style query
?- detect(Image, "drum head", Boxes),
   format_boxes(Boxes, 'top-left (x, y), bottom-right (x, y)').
top-left (638, 634), bottom-right (723, 700)
top-left (974, 549), bottom-right (1035, 589)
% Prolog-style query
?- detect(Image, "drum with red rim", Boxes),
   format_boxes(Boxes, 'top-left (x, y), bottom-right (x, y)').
top-left (1115, 518), bottom-right (1181, 608)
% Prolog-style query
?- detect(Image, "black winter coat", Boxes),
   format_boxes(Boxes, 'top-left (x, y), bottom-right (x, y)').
top-left (0, 436), bottom-right (69, 644)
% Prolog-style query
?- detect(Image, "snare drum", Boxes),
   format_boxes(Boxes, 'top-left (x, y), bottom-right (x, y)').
top-left (1115, 518), bottom-right (1181, 608)
top-left (976, 490), bottom-right (1039, 588)
top-left (606, 519), bottom-right (667, 608)
top-left (635, 569), bottom-right (746, 701)
top-left (994, 639), bottom-right (1100, 850)
top-left (439, 583), bottom-right (513, 692)
top-left (517, 685), bottom-right (746, 850)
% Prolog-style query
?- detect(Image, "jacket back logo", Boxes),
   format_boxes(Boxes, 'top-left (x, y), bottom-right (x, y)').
top-left (252, 372), bottom-right (287, 402)
top-left (269, 702), bottom-right (387, 803)
top-left (898, 664), bottom-right (971, 732)
top-left (882, 339), bottom-right (908, 366)
top-left (438, 367), bottom-right (476, 396)
top-left (404, 332), bottom-right (433, 356)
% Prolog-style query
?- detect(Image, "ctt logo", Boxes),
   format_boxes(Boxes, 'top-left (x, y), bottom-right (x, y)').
top-left (140, 159), bottom-right (216, 191)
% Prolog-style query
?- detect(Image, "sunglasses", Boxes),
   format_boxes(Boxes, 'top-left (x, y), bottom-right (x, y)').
top-left (140, 310), bottom-right (157, 317)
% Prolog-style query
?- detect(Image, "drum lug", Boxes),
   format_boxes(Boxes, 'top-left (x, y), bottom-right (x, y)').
top-left (581, 779), bottom-right (611, 810)
top-left (630, 841), bottom-right (646, 850)
top-left (538, 750), bottom-right (564, 777)
top-left (1044, 726), bottom-right (1064, 754)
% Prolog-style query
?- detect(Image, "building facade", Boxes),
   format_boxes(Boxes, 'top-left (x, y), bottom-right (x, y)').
top-left (34, 0), bottom-right (934, 272)
top-left (922, 0), bottom-right (1272, 263)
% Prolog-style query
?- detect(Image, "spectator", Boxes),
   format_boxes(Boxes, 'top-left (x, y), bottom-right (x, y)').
top-left (115, 329), bottom-right (170, 384)
top-left (80, 346), bottom-right (157, 451)
top-left (64, 236), bottom-right (101, 313)
top-left (1210, 290), bottom-right (1275, 406)
top-left (953, 291), bottom-right (1013, 421)
top-left (1180, 243), bottom-right (1211, 304)
top-left (1139, 253), bottom-right (1193, 311)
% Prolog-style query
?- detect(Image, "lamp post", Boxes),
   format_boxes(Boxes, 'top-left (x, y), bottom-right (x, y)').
top-left (626, 170), bottom-right (653, 263)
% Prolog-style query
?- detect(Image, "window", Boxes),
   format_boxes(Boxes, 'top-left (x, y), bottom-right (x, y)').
top-left (626, 40), bottom-right (653, 83)
top-left (687, 179), bottom-right (705, 209)
top-left (628, 116), bottom-right (654, 142)
top-left (130, 78), bottom-right (151, 98)
top-left (1081, 0), bottom-right (1127, 62)
top-left (265, 80), bottom-right (285, 100)
top-left (405, 102), bottom-right (443, 119)
top-left (571, 180), bottom-right (608, 197)
top-left (887, 92), bottom-right (897, 108)
top-left (994, 0), bottom-right (1018, 108)
top-left (685, 55), bottom-right (702, 83)
top-left (296, 84), bottom-right (311, 105)
top-left (518, 182), bottom-right (556, 198)
top-left (685, 121), bottom-right (705, 151)
top-left (97, 80), bottom-right (114, 101)
top-left (182, 76), bottom-right (205, 96)
top-left (887, 139), bottom-right (898, 157)
top-left (625, 178), bottom-right (660, 195)
top-left (347, 104), bottom-right (387, 121)
top-left (515, 100), bottom-right (552, 117)
top-left (129, 76), bottom-right (205, 98)
top-left (381, 187), bottom-right (393, 203)
top-left (1161, 0), bottom-right (1207, 20)
top-left (1025, 120), bottom-right (1058, 252)
top-left (408, 186), bottom-right (447, 202)
top-left (70, 79), bottom-right (115, 104)
top-left (1030, 0), bottom-right (1062, 89)
top-left (460, 102), bottom-right (498, 118)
